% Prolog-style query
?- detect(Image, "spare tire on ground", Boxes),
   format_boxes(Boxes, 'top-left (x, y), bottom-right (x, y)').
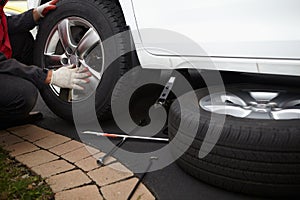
top-left (168, 83), bottom-right (300, 197)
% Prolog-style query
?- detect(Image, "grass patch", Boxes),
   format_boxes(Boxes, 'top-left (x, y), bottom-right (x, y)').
top-left (0, 148), bottom-right (53, 200)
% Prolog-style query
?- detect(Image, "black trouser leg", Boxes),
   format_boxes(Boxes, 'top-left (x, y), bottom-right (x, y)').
top-left (0, 74), bottom-right (38, 129)
top-left (0, 32), bottom-right (37, 129)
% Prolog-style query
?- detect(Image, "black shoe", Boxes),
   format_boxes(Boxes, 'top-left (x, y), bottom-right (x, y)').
top-left (0, 112), bottom-right (43, 130)
top-left (24, 112), bottom-right (44, 124)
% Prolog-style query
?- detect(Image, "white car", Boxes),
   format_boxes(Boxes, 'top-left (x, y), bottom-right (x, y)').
top-left (27, 0), bottom-right (300, 116)
top-left (28, 0), bottom-right (300, 198)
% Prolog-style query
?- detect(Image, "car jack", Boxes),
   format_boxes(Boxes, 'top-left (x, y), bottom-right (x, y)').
top-left (82, 76), bottom-right (177, 166)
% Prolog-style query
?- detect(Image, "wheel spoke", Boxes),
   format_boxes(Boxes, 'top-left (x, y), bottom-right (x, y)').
top-left (44, 53), bottom-right (66, 65)
top-left (282, 99), bottom-right (300, 108)
top-left (200, 93), bottom-right (252, 118)
top-left (204, 105), bottom-right (252, 118)
top-left (220, 94), bottom-right (247, 107)
top-left (88, 75), bottom-right (100, 91)
top-left (249, 91), bottom-right (279, 102)
top-left (271, 109), bottom-right (300, 120)
top-left (57, 19), bottom-right (77, 54)
top-left (76, 28), bottom-right (100, 59)
top-left (200, 93), bottom-right (247, 108)
top-left (80, 60), bottom-right (101, 80)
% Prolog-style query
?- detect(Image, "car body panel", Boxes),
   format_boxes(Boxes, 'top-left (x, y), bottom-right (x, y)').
top-left (132, 0), bottom-right (300, 59)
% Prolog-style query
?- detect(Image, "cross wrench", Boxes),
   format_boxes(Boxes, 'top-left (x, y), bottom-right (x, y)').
top-left (82, 131), bottom-right (169, 142)
top-left (97, 137), bottom-right (126, 166)
top-left (84, 120), bottom-right (148, 166)
top-left (83, 129), bottom-right (168, 166)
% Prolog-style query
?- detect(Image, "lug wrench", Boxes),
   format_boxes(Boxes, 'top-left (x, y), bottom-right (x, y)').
top-left (96, 137), bottom-right (126, 166)
top-left (82, 131), bottom-right (169, 142)
top-left (84, 120), bottom-right (147, 166)
top-left (82, 130), bottom-right (168, 166)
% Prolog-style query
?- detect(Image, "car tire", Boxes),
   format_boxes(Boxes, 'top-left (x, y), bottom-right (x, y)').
top-left (168, 84), bottom-right (300, 197)
top-left (33, 0), bottom-right (129, 121)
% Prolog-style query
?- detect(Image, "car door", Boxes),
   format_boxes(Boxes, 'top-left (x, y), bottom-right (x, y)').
top-left (132, 0), bottom-right (300, 59)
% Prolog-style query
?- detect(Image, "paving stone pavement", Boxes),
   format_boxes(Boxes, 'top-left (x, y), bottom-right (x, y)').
top-left (1, 125), bottom-right (156, 200)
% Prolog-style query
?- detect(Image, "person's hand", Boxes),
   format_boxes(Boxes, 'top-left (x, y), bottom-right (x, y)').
top-left (33, 0), bottom-right (58, 22)
top-left (49, 65), bottom-right (92, 90)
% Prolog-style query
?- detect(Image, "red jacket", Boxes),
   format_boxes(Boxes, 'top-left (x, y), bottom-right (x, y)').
top-left (0, 0), bottom-right (12, 59)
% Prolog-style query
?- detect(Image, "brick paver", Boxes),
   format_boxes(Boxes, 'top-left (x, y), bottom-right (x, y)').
top-left (9, 125), bottom-right (53, 140)
top-left (62, 146), bottom-right (100, 163)
top-left (32, 160), bottom-right (75, 178)
top-left (46, 170), bottom-right (91, 193)
top-left (4, 141), bottom-right (39, 157)
top-left (7, 125), bottom-right (32, 137)
top-left (75, 152), bottom-right (116, 172)
top-left (16, 150), bottom-right (58, 168)
top-left (55, 185), bottom-right (103, 200)
top-left (35, 134), bottom-right (71, 149)
top-left (101, 178), bottom-right (155, 200)
top-left (49, 140), bottom-right (83, 156)
top-left (0, 134), bottom-right (23, 147)
top-left (88, 162), bottom-right (133, 187)
top-left (23, 129), bottom-right (54, 142)
top-left (130, 182), bottom-right (156, 200)
top-left (2, 125), bottom-right (155, 199)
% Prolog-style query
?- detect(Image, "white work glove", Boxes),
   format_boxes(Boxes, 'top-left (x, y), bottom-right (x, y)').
top-left (50, 65), bottom-right (91, 90)
top-left (36, 0), bottom-right (58, 18)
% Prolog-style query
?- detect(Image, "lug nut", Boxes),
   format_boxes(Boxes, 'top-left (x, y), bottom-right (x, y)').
top-left (61, 58), bottom-right (69, 65)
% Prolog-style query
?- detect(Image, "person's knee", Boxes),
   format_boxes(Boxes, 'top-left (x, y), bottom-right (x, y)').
top-left (0, 78), bottom-right (38, 128)
top-left (12, 80), bottom-right (38, 115)
top-left (20, 81), bottom-right (38, 114)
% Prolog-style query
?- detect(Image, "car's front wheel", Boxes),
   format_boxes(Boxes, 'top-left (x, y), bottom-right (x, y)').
top-left (34, 0), bottom-right (129, 121)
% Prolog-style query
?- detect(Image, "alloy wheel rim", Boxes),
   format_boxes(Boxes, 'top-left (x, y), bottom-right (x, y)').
top-left (199, 89), bottom-right (300, 120)
top-left (43, 17), bottom-right (104, 102)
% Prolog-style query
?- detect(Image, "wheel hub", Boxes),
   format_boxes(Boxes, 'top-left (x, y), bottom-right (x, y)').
top-left (246, 102), bottom-right (278, 113)
top-left (69, 54), bottom-right (79, 66)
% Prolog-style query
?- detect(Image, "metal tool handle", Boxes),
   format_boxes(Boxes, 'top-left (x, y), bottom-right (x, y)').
top-left (97, 137), bottom-right (127, 166)
top-left (127, 157), bottom-right (158, 200)
top-left (83, 131), bottom-right (169, 142)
